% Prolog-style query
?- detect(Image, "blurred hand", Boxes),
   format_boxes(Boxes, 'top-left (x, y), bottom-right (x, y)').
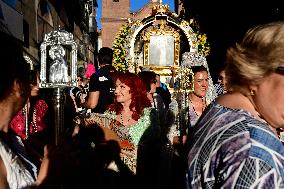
top-left (36, 145), bottom-right (54, 185)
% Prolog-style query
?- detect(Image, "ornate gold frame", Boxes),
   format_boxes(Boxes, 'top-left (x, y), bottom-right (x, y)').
top-left (141, 21), bottom-right (180, 76)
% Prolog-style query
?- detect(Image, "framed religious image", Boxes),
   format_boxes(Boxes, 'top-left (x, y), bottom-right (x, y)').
top-left (40, 30), bottom-right (77, 88)
top-left (149, 35), bottom-right (174, 66)
top-left (142, 23), bottom-right (180, 70)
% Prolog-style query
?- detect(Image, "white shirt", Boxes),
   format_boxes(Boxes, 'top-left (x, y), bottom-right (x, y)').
top-left (0, 135), bottom-right (37, 189)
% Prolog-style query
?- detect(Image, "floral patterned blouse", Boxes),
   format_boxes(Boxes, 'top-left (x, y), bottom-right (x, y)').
top-left (86, 107), bottom-right (160, 173)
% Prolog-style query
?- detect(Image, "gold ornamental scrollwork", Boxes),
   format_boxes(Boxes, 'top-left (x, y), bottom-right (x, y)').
top-left (151, 4), bottom-right (171, 15)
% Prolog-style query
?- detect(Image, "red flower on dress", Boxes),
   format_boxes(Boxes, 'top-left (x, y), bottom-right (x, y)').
top-left (120, 140), bottom-right (134, 150)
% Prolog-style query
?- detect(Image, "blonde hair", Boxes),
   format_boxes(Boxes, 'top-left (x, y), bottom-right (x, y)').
top-left (225, 21), bottom-right (284, 94)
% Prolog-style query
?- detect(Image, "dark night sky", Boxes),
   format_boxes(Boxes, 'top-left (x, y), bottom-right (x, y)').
top-left (185, 1), bottom-right (284, 80)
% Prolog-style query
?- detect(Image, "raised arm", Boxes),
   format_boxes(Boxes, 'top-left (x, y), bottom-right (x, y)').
top-left (81, 91), bottom-right (100, 109)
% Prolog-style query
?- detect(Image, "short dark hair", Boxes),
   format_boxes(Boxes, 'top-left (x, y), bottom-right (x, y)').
top-left (191, 65), bottom-right (208, 74)
top-left (138, 71), bottom-right (157, 92)
top-left (98, 47), bottom-right (113, 65)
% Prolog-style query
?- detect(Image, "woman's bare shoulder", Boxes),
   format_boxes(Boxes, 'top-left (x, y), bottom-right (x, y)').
top-left (0, 157), bottom-right (8, 189)
top-left (216, 92), bottom-right (256, 114)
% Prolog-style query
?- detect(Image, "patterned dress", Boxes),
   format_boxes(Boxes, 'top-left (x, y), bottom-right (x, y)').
top-left (166, 94), bottom-right (207, 144)
top-left (186, 101), bottom-right (284, 188)
top-left (86, 107), bottom-right (160, 173)
top-left (187, 100), bottom-right (204, 127)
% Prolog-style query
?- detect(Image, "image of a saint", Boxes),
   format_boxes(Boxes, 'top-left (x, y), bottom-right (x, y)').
top-left (49, 45), bottom-right (68, 83)
top-left (149, 35), bottom-right (174, 66)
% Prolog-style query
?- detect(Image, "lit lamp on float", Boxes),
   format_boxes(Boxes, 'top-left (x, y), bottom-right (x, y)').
top-left (39, 29), bottom-right (77, 145)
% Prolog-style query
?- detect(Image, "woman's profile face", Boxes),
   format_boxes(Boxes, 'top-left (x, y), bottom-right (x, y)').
top-left (193, 71), bottom-right (209, 98)
top-left (149, 81), bottom-right (157, 94)
top-left (30, 75), bottom-right (40, 97)
top-left (218, 70), bottom-right (227, 92)
top-left (114, 79), bottom-right (132, 104)
top-left (253, 72), bottom-right (284, 128)
top-left (13, 80), bottom-right (30, 116)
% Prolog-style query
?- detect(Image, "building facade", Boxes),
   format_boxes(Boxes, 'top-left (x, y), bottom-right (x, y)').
top-left (100, 0), bottom-right (130, 48)
top-left (0, 0), bottom-right (98, 76)
top-left (100, 0), bottom-right (165, 48)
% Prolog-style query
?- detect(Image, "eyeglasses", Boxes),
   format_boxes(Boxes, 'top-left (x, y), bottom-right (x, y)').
top-left (275, 67), bottom-right (284, 75)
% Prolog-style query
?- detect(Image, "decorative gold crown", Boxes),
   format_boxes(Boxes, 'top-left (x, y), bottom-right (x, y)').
top-left (152, 4), bottom-right (170, 15)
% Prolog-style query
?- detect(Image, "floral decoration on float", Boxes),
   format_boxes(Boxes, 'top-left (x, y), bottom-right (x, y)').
top-left (112, 23), bottom-right (132, 72)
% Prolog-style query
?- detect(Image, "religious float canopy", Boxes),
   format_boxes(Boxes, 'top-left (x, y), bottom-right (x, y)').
top-left (112, 4), bottom-right (210, 73)
top-left (112, 3), bottom-right (215, 103)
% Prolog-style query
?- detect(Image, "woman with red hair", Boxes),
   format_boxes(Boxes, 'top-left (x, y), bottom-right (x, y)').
top-left (107, 72), bottom-right (161, 174)
top-left (108, 71), bottom-right (153, 123)
top-left (82, 72), bottom-right (161, 186)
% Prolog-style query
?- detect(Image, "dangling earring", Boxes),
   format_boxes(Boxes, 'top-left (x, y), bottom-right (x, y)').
top-left (250, 89), bottom-right (255, 96)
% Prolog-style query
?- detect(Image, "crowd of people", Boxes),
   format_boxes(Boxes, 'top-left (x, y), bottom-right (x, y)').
top-left (2, 21), bottom-right (284, 189)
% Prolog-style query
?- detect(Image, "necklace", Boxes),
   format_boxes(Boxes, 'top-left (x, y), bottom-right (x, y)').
top-left (120, 113), bottom-right (132, 126)
top-left (31, 108), bottom-right (38, 133)
top-left (23, 103), bottom-right (38, 139)
top-left (23, 103), bottom-right (29, 139)
top-left (188, 97), bottom-right (206, 117)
